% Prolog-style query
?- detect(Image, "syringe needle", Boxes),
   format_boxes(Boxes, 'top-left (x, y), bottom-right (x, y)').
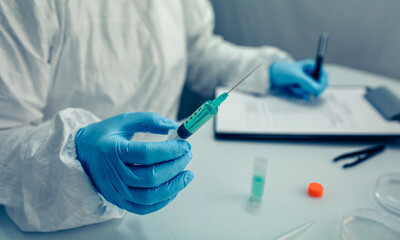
top-left (227, 63), bottom-right (263, 94)
top-left (167, 63), bottom-right (264, 140)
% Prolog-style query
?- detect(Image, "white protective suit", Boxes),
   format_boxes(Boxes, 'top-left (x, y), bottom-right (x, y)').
top-left (0, 0), bottom-right (291, 232)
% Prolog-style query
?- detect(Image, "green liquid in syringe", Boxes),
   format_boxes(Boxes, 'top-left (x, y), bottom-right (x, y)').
top-left (251, 175), bottom-right (265, 198)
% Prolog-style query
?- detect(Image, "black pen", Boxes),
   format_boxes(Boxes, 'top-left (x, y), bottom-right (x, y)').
top-left (312, 32), bottom-right (329, 81)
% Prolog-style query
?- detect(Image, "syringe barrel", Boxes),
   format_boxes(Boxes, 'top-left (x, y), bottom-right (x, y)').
top-left (168, 100), bottom-right (218, 140)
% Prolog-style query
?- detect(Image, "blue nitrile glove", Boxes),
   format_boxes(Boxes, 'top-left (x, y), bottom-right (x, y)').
top-left (75, 112), bottom-right (193, 215)
top-left (269, 59), bottom-right (328, 99)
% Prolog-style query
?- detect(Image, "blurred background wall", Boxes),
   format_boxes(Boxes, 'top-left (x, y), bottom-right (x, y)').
top-left (178, 0), bottom-right (400, 119)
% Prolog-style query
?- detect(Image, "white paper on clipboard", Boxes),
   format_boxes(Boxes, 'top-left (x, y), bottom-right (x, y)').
top-left (214, 86), bottom-right (400, 138)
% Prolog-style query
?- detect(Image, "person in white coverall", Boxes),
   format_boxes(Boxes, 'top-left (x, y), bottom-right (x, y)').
top-left (0, 0), bottom-right (328, 232)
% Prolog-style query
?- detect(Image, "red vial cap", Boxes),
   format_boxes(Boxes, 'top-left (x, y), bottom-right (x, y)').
top-left (308, 182), bottom-right (324, 198)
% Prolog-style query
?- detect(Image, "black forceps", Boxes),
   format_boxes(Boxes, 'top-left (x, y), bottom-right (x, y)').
top-left (333, 144), bottom-right (386, 168)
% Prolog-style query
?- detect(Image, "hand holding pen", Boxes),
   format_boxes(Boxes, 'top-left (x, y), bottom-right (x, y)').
top-left (269, 33), bottom-right (329, 99)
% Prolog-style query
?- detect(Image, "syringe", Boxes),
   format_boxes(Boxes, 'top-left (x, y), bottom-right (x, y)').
top-left (168, 63), bottom-right (263, 140)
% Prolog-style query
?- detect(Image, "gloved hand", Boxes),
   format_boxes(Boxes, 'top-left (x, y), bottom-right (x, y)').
top-left (269, 59), bottom-right (328, 99)
top-left (75, 112), bottom-right (193, 215)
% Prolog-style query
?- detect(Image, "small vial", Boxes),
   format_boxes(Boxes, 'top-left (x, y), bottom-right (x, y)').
top-left (251, 157), bottom-right (268, 201)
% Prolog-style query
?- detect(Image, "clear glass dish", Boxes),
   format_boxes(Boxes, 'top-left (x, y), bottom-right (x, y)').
top-left (374, 172), bottom-right (400, 217)
top-left (340, 208), bottom-right (400, 240)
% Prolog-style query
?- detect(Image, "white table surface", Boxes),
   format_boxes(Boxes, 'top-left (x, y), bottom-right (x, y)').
top-left (1, 64), bottom-right (400, 240)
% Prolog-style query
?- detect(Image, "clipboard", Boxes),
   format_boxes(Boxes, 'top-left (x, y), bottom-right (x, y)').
top-left (214, 86), bottom-right (400, 141)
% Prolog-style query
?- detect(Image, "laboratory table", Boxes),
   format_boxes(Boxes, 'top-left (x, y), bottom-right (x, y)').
top-left (1, 64), bottom-right (400, 239)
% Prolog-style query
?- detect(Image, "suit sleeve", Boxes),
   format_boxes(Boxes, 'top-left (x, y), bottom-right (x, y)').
top-left (182, 0), bottom-right (293, 98)
top-left (0, 0), bottom-right (124, 232)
